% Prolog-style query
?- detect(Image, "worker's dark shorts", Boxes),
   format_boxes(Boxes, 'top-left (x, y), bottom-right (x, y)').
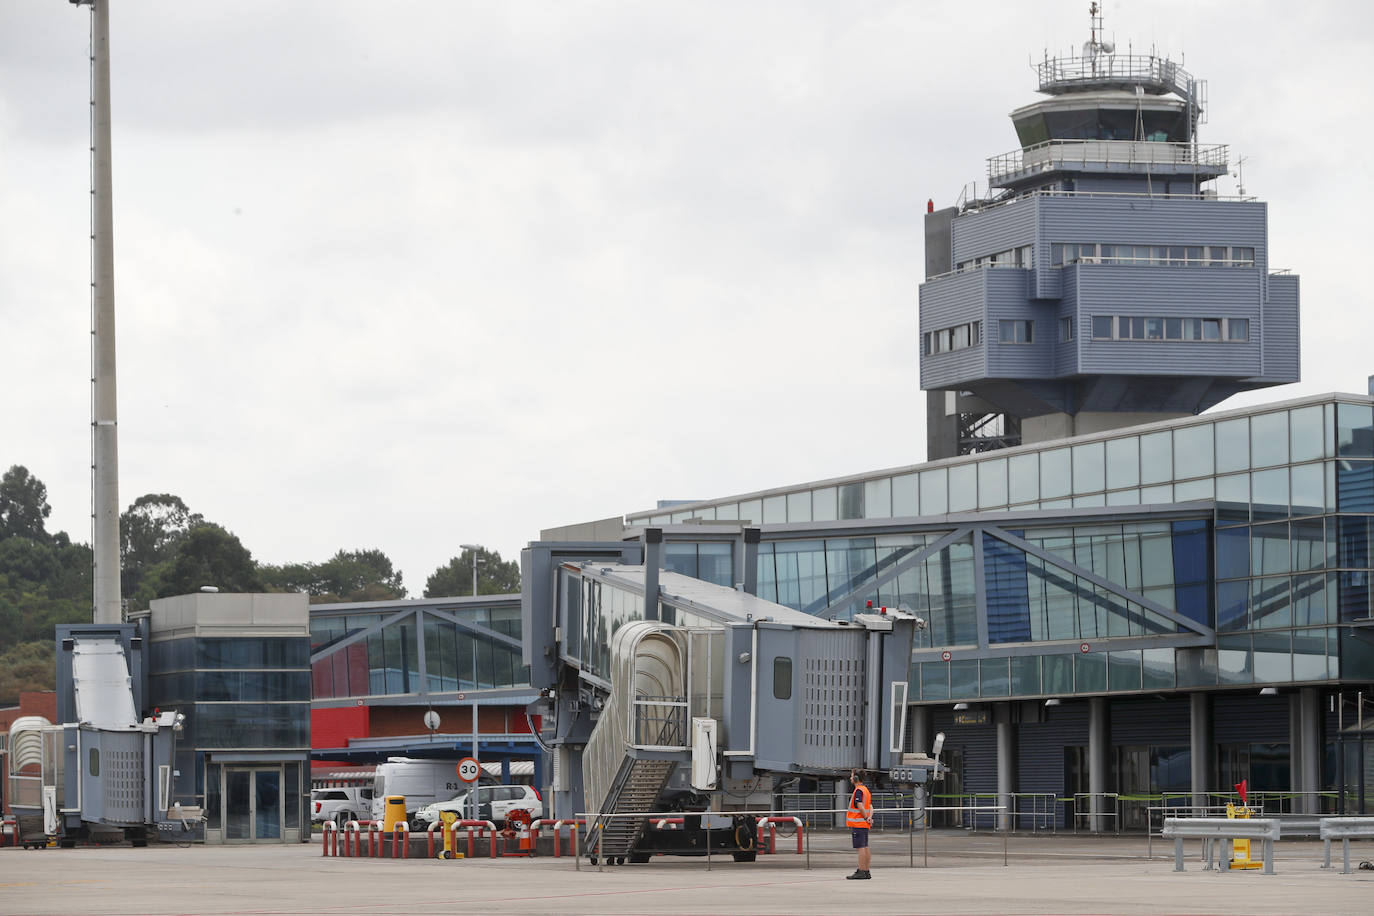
top-left (851, 827), bottom-right (869, 849)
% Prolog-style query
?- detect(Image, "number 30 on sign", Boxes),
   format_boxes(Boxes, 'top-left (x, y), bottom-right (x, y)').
top-left (457, 757), bottom-right (481, 782)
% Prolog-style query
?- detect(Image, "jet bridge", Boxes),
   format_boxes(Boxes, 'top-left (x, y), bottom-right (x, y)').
top-left (522, 537), bottom-right (943, 863)
top-left (5, 624), bottom-right (193, 846)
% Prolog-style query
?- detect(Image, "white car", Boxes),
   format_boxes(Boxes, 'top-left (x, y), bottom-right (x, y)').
top-left (413, 784), bottom-right (543, 829)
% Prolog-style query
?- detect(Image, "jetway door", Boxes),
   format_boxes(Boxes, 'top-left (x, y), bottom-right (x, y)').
top-left (795, 629), bottom-right (867, 771)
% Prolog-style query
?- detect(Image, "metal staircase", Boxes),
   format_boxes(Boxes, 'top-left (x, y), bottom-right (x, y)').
top-left (587, 756), bottom-right (677, 861)
top-left (580, 621), bottom-right (690, 862)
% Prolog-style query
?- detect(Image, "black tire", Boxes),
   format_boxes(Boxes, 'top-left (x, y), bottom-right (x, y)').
top-left (588, 855), bottom-right (598, 865)
top-left (336, 810), bottom-right (356, 825)
top-left (732, 852), bottom-right (757, 863)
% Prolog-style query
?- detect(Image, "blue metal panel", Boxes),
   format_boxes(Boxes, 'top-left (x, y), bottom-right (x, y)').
top-left (984, 270), bottom-right (1054, 379)
top-left (1213, 694), bottom-right (1289, 744)
top-left (1040, 197), bottom-right (1269, 262)
top-left (1054, 272), bottom-right (1081, 376)
top-left (1260, 274), bottom-right (1300, 383)
top-left (919, 271), bottom-right (989, 389)
top-left (951, 198), bottom-right (1037, 265)
top-left (1075, 266), bottom-right (1263, 376)
top-left (1110, 696), bottom-right (1190, 745)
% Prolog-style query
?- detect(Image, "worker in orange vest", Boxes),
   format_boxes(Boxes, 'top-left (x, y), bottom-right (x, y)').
top-left (845, 769), bottom-right (874, 880)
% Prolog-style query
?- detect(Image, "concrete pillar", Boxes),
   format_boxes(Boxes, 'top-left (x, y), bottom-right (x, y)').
top-left (995, 703), bottom-right (1016, 832)
top-left (1289, 693), bottom-right (1303, 808)
top-left (1088, 697), bottom-right (1110, 834)
top-left (911, 705), bottom-right (931, 757)
top-left (1297, 687), bottom-right (1322, 814)
top-left (1190, 693), bottom-right (1212, 810)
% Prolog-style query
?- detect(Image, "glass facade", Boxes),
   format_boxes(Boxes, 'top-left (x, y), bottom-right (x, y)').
top-left (310, 603), bottom-right (527, 700)
top-left (149, 636), bottom-right (312, 750)
top-left (626, 396), bottom-right (1374, 701)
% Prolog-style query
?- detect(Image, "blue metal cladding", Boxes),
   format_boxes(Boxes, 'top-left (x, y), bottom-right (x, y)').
top-left (983, 534), bottom-right (1032, 643)
top-left (950, 197), bottom-right (1037, 265)
top-left (1261, 275), bottom-right (1300, 382)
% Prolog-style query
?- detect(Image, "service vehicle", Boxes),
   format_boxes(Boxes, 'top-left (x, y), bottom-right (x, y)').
top-left (368, 757), bottom-right (469, 820)
top-left (413, 784), bottom-right (543, 830)
top-left (311, 786), bottom-right (373, 824)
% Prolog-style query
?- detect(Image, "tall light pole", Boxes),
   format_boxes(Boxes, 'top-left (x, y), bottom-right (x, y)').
top-left (460, 544), bottom-right (482, 596)
top-left (76, 0), bottom-right (123, 624)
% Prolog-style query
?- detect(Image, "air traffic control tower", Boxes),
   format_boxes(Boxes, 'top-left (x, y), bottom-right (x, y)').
top-left (921, 11), bottom-right (1300, 459)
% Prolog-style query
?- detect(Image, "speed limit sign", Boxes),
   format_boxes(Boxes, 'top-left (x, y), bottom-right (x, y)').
top-left (457, 757), bottom-right (481, 783)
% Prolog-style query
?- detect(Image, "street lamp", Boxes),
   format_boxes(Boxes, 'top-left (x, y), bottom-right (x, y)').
top-left (460, 544), bottom-right (483, 596)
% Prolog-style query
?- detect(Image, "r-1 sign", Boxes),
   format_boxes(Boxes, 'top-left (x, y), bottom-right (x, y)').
top-left (457, 757), bottom-right (481, 783)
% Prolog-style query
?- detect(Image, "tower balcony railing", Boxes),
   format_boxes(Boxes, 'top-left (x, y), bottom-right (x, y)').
top-left (988, 139), bottom-right (1227, 186)
top-left (1037, 53), bottom-right (1194, 98)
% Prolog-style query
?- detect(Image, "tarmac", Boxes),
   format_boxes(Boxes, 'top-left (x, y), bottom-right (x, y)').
top-left (1, 829), bottom-right (1371, 916)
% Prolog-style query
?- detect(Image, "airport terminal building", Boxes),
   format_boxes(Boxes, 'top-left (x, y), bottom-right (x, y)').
top-left (305, 32), bottom-right (1372, 828)
top-left (607, 392), bottom-right (1374, 825)
top-left (526, 36), bottom-right (1371, 825)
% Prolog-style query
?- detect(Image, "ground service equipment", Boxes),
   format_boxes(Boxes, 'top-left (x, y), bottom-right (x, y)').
top-left (521, 532), bottom-right (945, 864)
top-left (5, 624), bottom-right (194, 847)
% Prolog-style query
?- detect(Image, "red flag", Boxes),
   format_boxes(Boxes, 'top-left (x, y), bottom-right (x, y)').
top-left (1234, 779), bottom-right (1247, 805)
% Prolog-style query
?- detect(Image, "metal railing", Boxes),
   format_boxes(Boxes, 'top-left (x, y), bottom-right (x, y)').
top-left (575, 804), bottom-right (1008, 872)
top-left (630, 695), bottom-right (687, 750)
top-left (987, 139), bottom-right (1227, 185)
top-left (1036, 53), bottom-right (1195, 97)
top-left (956, 186), bottom-right (1255, 218)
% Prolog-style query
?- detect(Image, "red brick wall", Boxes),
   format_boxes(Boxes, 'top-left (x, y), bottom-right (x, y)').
top-left (0, 691), bottom-right (58, 733)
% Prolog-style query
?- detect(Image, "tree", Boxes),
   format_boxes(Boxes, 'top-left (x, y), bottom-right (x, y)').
top-left (425, 546), bottom-right (520, 598)
top-left (259, 549), bottom-right (406, 602)
top-left (0, 465), bottom-right (51, 542)
top-left (314, 549), bottom-right (405, 601)
top-left (0, 640), bottom-right (57, 706)
top-left (139, 524), bottom-right (264, 601)
top-left (0, 535), bottom-right (58, 588)
top-left (121, 493), bottom-right (205, 600)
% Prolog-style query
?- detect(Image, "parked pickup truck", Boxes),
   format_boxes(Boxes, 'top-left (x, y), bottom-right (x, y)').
top-left (311, 786), bottom-right (374, 825)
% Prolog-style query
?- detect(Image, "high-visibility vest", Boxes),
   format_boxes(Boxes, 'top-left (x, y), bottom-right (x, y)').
top-left (846, 783), bottom-right (872, 828)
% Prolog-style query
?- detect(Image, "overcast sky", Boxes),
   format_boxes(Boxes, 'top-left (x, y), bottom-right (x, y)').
top-left (2, 1), bottom-right (1371, 595)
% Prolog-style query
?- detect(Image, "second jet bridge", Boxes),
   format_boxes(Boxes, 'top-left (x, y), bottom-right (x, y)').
top-left (524, 549), bottom-right (932, 843)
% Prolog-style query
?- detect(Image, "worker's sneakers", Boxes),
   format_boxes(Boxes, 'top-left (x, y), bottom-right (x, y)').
top-left (846, 869), bottom-right (872, 880)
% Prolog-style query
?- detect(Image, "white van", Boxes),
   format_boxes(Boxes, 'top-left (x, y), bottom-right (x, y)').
top-left (368, 758), bottom-right (469, 820)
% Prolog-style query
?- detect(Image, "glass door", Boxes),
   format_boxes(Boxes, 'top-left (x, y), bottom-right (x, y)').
top-left (223, 766), bottom-right (284, 842)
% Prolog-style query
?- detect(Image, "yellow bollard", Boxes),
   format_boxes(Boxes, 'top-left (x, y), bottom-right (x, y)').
top-left (1225, 802), bottom-right (1261, 870)
top-left (437, 811), bottom-right (464, 859)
